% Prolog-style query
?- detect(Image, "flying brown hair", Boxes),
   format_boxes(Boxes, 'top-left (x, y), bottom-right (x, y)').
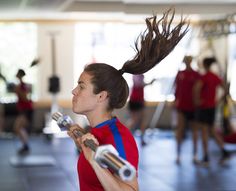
top-left (120, 8), bottom-right (189, 74)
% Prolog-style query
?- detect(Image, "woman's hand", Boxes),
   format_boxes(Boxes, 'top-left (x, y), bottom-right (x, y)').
top-left (67, 125), bottom-right (83, 150)
top-left (79, 133), bottom-right (99, 164)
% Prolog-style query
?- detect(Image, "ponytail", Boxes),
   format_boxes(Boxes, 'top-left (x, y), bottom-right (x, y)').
top-left (120, 8), bottom-right (189, 75)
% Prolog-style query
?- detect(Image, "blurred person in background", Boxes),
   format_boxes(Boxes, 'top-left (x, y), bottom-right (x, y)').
top-left (127, 74), bottom-right (155, 146)
top-left (194, 57), bottom-right (230, 166)
top-left (13, 69), bottom-right (33, 155)
top-left (174, 55), bottom-right (200, 164)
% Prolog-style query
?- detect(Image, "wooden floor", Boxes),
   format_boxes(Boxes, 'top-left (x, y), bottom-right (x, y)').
top-left (0, 129), bottom-right (236, 191)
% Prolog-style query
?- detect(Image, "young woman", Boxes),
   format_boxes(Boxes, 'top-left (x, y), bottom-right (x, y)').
top-left (127, 74), bottom-right (155, 146)
top-left (14, 69), bottom-right (33, 155)
top-left (174, 55), bottom-right (200, 164)
top-left (194, 57), bottom-right (230, 166)
top-left (68, 8), bottom-right (189, 191)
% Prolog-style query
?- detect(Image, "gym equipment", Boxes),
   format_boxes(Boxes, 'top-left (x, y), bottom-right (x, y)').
top-left (43, 32), bottom-right (62, 137)
top-left (9, 155), bottom-right (56, 167)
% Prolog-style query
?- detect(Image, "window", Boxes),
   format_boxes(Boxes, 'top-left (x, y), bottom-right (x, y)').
top-left (0, 22), bottom-right (37, 102)
top-left (74, 22), bottom-right (193, 101)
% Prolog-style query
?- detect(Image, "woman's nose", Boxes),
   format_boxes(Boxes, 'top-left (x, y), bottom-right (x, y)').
top-left (72, 87), bottom-right (77, 95)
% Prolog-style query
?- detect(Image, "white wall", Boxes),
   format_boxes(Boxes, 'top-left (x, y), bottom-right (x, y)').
top-left (37, 22), bottom-right (75, 101)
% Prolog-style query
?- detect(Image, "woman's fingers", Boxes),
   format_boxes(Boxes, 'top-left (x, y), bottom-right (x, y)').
top-left (67, 126), bottom-right (99, 151)
top-left (67, 125), bottom-right (81, 138)
top-left (80, 133), bottom-right (99, 146)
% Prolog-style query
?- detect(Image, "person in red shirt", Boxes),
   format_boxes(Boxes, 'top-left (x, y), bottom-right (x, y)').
top-left (67, 9), bottom-right (188, 191)
top-left (127, 74), bottom-right (155, 146)
top-left (194, 57), bottom-right (230, 166)
top-left (174, 55), bottom-right (200, 164)
top-left (13, 69), bottom-right (33, 155)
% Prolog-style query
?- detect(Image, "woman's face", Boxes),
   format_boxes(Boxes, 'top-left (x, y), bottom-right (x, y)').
top-left (72, 71), bottom-right (99, 115)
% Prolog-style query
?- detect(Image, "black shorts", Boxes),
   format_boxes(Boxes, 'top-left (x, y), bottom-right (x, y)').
top-left (195, 108), bottom-right (215, 126)
top-left (177, 109), bottom-right (195, 121)
top-left (18, 109), bottom-right (34, 122)
top-left (128, 101), bottom-right (144, 111)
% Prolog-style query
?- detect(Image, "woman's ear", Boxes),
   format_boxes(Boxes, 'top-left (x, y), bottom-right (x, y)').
top-left (97, 91), bottom-right (109, 102)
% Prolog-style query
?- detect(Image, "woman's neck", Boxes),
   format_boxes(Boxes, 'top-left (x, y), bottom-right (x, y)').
top-left (87, 111), bottom-right (113, 127)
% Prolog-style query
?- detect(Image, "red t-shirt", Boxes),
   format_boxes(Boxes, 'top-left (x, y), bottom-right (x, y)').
top-left (77, 117), bottom-right (139, 191)
top-left (130, 75), bottom-right (144, 103)
top-left (16, 82), bottom-right (33, 111)
top-left (130, 86), bottom-right (144, 103)
top-left (175, 69), bottom-right (200, 111)
top-left (199, 71), bottom-right (222, 109)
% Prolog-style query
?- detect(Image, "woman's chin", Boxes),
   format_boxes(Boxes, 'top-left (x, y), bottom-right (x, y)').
top-left (72, 107), bottom-right (77, 113)
top-left (72, 108), bottom-right (82, 115)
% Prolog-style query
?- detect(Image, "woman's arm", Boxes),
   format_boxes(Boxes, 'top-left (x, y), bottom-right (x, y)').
top-left (193, 80), bottom-right (202, 107)
top-left (144, 78), bottom-right (156, 87)
top-left (90, 161), bottom-right (138, 191)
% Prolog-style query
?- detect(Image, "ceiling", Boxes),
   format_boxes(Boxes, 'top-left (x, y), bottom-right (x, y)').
top-left (0, 0), bottom-right (235, 21)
